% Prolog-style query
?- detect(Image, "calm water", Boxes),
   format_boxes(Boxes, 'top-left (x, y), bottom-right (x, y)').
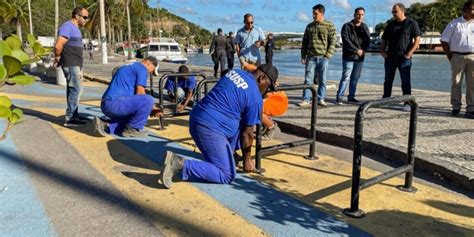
top-left (187, 49), bottom-right (453, 92)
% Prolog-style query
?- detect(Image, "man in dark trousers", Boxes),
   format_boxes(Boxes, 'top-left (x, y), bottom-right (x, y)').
top-left (209, 28), bottom-right (228, 78)
top-left (380, 3), bottom-right (420, 111)
top-left (336, 7), bottom-right (370, 104)
top-left (265, 33), bottom-right (275, 65)
top-left (94, 57), bottom-right (161, 138)
top-left (160, 64), bottom-right (279, 188)
top-left (226, 31), bottom-right (236, 69)
top-left (54, 6), bottom-right (89, 127)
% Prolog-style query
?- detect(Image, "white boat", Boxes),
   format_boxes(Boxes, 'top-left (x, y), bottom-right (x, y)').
top-left (136, 38), bottom-right (188, 64)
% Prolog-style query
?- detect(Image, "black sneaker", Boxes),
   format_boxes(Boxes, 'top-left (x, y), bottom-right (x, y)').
top-left (465, 111), bottom-right (474, 118)
top-left (122, 127), bottom-right (148, 138)
top-left (64, 118), bottom-right (87, 127)
top-left (348, 98), bottom-right (359, 103)
top-left (452, 109), bottom-right (461, 116)
top-left (160, 151), bottom-right (183, 189)
top-left (93, 117), bottom-right (108, 137)
top-left (335, 97), bottom-right (343, 105)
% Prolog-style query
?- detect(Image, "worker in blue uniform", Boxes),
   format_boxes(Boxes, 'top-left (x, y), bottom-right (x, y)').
top-left (94, 56), bottom-right (161, 137)
top-left (164, 65), bottom-right (196, 113)
top-left (160, 64), bottom-right (279, 188)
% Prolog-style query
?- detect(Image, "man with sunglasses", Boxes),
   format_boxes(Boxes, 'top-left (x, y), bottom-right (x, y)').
top-left (54, 6), bottom-right (89, 127)
top-left (235, 13), bottom-right (265, 71)
top-left (160, 64), bottom-right (278, 188)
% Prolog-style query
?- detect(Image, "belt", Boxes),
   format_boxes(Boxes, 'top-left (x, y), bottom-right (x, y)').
top-left (452, 52), bottom-right (474, 55)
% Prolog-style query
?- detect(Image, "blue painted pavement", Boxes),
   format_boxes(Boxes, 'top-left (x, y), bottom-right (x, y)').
top-left (0, 121), bottom-right (57, 237)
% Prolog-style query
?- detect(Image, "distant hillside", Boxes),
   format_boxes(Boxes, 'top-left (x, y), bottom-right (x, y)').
top-left (1, 0), bottom-right (212, 46)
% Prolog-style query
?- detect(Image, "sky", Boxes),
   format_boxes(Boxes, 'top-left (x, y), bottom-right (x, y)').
top-left (150, 0), bottom-right (437, 33)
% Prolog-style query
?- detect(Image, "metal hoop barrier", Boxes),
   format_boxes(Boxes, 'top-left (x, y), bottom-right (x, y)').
top-left (255, 84), bottom-right (318, 172)
top-left (194, 78), bottom-right (219, 102)
top-left (157, 72), bottom-right (207, 129)
top-left (150, 69), bottom-right (174, 97)
top-left (343, 95), bottom-right (418, 218)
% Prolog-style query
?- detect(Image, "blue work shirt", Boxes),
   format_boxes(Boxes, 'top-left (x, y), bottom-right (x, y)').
top-left (235, 25), bottom-right (265, 63)
top-left (102, 62), bottom-right (148, 100)
top-left (164, 76), bottom-right (197, 93)
top-left (190, 69), bottom-right (262, 138)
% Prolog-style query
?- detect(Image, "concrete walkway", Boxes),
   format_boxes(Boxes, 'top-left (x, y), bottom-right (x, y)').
top-left (82, 53), bottom-right (473, 192)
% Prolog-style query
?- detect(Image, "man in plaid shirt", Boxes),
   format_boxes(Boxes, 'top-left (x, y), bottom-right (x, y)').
top-left (299, 4), bottom-right (336, 107)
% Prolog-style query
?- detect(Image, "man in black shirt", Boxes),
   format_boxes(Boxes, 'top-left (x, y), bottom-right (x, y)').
top-left (209, 28), bottom-right (228, 78)
top-left (380, 3), bottom-right (420, 111)
top-left (226, 31), bottom-right (236, 69)
top-left (336, 7), bottom-right (370, 104)
top-left (265, 33), bottom-right (274, 65)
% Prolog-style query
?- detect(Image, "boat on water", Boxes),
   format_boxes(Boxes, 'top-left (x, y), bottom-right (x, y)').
top-left (136, 38), bottom-right (188, 64)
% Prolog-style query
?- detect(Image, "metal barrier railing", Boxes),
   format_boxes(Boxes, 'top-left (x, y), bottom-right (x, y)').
top-left (255, 84), bottom-right (318, 172)
top-left (343, 95), bottom-right (418, 218)
top-left (157, 72), bottom-right (207, 129)
top-left (194, 77), bottom-right (219, 101)
top-left (150, 69), bottom-right (174, 97)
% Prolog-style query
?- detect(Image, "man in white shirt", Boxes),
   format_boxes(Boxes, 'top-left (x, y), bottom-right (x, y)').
top-left (440, 1), bottom-right (474, 118)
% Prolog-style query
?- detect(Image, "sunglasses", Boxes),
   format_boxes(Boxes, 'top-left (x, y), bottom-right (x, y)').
top-left (245, 21), bottom-right (254, 24)
top-left (79, 15), bottom-right (89, 20)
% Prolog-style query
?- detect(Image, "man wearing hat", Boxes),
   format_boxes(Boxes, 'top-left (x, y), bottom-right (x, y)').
top-left (94, 56), bottom-right (161, 138)
top-left (160, 64), bottom-right (278, 188)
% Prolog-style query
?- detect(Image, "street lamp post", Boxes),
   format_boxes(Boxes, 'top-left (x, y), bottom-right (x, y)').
top-left (99, 0), bottom-right (108, 64)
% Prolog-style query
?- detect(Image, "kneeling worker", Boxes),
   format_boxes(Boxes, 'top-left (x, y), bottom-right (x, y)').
top-left (160, 64), bottom-right (279, 188)
top-left (164, 65), bottom-right (196, 113)
top-left (94, 56), bottom-right (162, 137)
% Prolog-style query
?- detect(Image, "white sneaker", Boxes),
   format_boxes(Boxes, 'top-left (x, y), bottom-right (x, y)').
top-left (317, 100), bottom-right (327, 106)
top-left (403, 104), bottom-right (411, 112)
top-left (298, 101), bottom-right (311, 107)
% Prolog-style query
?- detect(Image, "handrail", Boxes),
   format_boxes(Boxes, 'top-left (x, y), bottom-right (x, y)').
top-left (255, 84), bottom-right (318, 172)
top-left (343, 95), bottom-right (418, 218)
top-left (157, 72), bottom-right (207, 129)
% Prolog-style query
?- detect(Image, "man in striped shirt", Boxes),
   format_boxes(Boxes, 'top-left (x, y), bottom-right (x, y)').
top-left (299, 4), bottom-right (336, 107)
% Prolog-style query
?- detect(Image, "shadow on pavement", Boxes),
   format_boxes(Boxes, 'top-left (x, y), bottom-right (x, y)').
top-left (0, 149), bottom-right (218, 236)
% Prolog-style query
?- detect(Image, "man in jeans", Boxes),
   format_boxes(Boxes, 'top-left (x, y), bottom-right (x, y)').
top-left (300, 4), bottom-right (336, 107)
top-left (54, 7), bottom-right (89, 127)
top-left (380, 3), bottom-right (420, 111)
top-left (336, 7), bottom-right (370, 104)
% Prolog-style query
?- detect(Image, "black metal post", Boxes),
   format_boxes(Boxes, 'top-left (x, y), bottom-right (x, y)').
top-left (343, 95), bottom-right (418, 218)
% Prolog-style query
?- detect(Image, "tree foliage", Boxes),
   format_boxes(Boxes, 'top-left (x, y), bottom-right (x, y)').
top-left (377, 0), bottom-right (465, 34)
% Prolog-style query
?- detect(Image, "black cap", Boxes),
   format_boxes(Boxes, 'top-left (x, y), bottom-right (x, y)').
top-left (258, 64), bottom-right (278, 91)
top-left (145, 56), bottom-right (158, 67)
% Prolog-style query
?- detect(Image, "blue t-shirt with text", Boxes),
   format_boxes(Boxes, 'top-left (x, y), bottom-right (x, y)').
top-left (190, 69), bottom-right (262, 138)
top-left (102, 62), bottom-right (148, 100)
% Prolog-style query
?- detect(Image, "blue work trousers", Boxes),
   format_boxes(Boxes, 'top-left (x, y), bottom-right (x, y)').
top-left (303, 56), bottom-right (329, 102)
top-left (182, 121), bottom-right (238, 184)
top-left (101, 94), bottom-right (154, 134)
top-left (62, 66), bottom-right (82, 121)
top-left (336, 59), bottom-right (364, 100)
top-left (383, 57), bottom-right (412, 98)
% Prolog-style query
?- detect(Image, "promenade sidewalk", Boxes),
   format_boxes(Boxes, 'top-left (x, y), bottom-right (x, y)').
top-left (82, 53), bottom-right (473, 191)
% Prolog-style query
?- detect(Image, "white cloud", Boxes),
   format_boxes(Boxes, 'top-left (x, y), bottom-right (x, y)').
top-left (331, 0), bottom-right (351, 10)
top-left (297, 11), bottom-right (310, 22)
top-left (239, 0), bottom-right (252, 7)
